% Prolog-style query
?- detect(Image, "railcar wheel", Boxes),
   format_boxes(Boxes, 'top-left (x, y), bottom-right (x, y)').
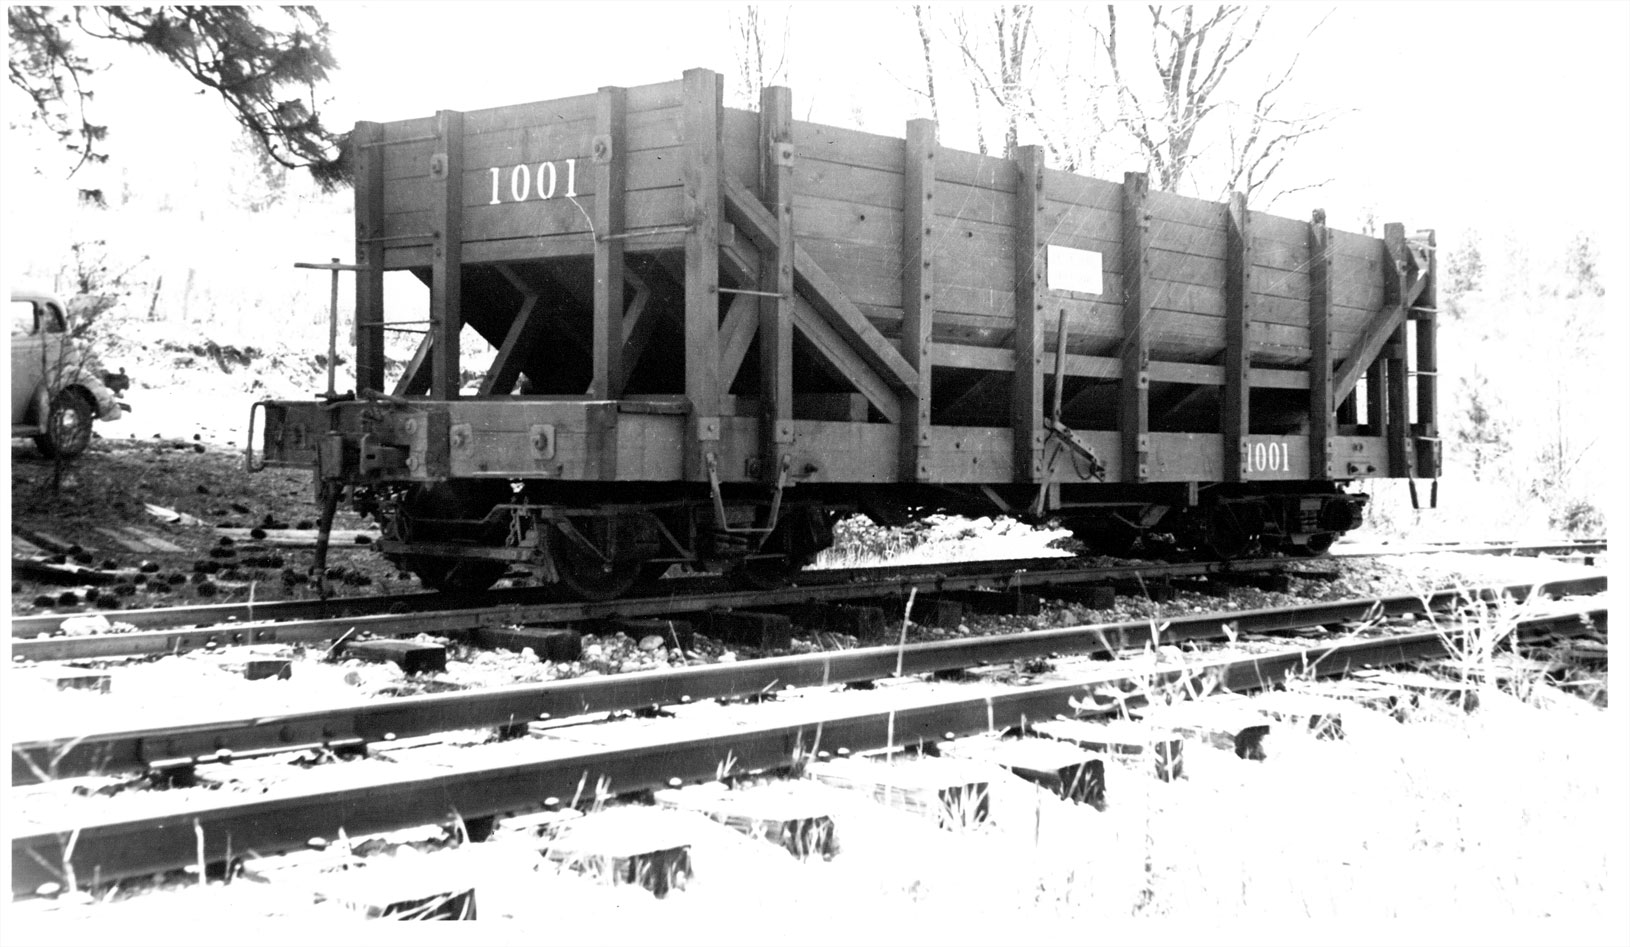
top-left (550, 531), bottom-right (645, 599)
top-left (546, 523), bottom-right (643, 602)
top-left (385, 482), bottom-right (511, 594)
top-left (1200, 504), bottom-right (1263, 561)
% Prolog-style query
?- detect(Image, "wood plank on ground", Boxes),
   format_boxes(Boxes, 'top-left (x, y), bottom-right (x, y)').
top-left (216, 528), bottom-right (379, 547)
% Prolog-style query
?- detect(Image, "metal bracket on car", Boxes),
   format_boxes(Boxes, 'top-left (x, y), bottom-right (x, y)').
top-left (705, 451), bottom-right (790, 542)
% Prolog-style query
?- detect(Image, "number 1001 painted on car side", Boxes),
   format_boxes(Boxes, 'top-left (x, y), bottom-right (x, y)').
top-left (1243, 438), bottom-right (1296, 476)
top-left (487, 159), bottom-right (579, 205)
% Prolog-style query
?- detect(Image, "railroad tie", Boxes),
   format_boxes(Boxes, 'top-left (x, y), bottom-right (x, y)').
top-left (705, 609), bottom-right (793, 650)
top-left (1030, 718), bottom-right (1185, 782)
top-left (540, 807), bottom-right (695, 898)
top-left (654, 781), bottom-right (838, 859)
top-left (340, 638), bottom-right (448, 675)
top-left (936, 735), bottom-right (1107, 809)
top-left (806, 755), bottom-right (994, 830)
top-left (470, 626), bottom-right (583, 662)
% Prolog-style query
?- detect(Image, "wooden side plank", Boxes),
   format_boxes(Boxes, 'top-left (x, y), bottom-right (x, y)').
top-left (1308, 210), bottom-right (1333, 478)
top-left (353, 120), bottom-right (387, 393)
top-left (591, 86), bottom-right (627, 399)
top-left (683, 69), bottom-right (722, 478)
top-left (1013, 145), bottom-right (1046, 482)
top-left (1222, 191), bottom-right (1251, 482)
top-left (430, 110), bottom-right (464, 401)
top-left (759, 85), bottom-right (795, 477)
top-left (1120, 172), bottom-right (1150, 482)
top-left (1384, 226), bottom-right (1410, 478)
top-left (1413, 228), bottom-right (1440, 478)
top-left (901, 118), bottom-right (936, 482)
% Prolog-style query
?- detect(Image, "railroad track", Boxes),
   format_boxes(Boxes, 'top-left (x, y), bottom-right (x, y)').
top-left (11, 573), bottom-right (1607, 784)
top-left (10, 574), bottom-right (1605, 896)
top-left (8, 540), bottom-right (1607, 660)
top-left (8, 552), bottom-right (1265, 638)
top-left (7, 556), bottom-right (1318, 662)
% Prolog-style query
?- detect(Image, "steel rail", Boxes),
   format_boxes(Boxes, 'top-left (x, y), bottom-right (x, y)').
top-left (9, 540), bottom-right (1605, 641)
top-left (8, 558), bottom-right (1330, 662)
top-left (10, 605), bottom-right (1602, 897)
top-left (12, 575), bottom-right (1605, 783)
top-left (3, 553), bottom-right (1206, 639)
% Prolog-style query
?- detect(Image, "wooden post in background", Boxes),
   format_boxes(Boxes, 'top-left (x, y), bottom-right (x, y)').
top-left (1384, 223), bottom-right (1411, 478)
top-left (758, 85), bottom-right (795, 481)
top-left (1012, 146), bottom-right (1046, 482)
top-left (591, 86), bottom-right (627, 400)
top-left (1120, 172), bottom-right (1151, 483)
top-left (1223, 192), bottom-right (1252, 482)
top-left (430, 109), bottom-right (464, 401)
top-left (1412, 228), bottom-right (1439, 478)
top-left (353, 120), bottom-right (386, 394)
top-left (901, 119), bottom-right (936, 482)
top-left (682, 69), bottom-right (722, 479)
top-left (1308, 209), bottom-right (1332, 479)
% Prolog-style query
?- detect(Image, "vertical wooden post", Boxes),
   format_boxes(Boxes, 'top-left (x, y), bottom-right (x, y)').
top-left (758, 85), bottom-right (795, 481)
top-left (591, 86), bottom-right (627, 400)
top-left (901, 119), bottom-right (937, 483)
top-left (353, 121), bottom-right (386, 395)
top-left (1365, 363), bottom-right (1387, 438)
top-left (1012, 146), bottom-right (1046, 482)
top-left (682, 69), bottom-right (722, 479)
top-left (1413, 228), bottom-right (1439, 478)
top-left (1120, 172), bottom-right (1151, 483)
top-left (430, 110), bottom-right (465, 402)
top-left (1308, 209), bottom-right (1332, 479)
top-left (1383, 223), bottom-right (1411, 477)
top-left (1336, 392), bottom-right (1358, 429)
top-left (1223, 192), bottom-right (1252, 482)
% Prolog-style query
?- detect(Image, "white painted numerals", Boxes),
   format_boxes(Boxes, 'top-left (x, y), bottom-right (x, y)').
top-left (1246, 440), bottom-right (1291, 474)
top-left (487, 159), bottom-right (578, 205)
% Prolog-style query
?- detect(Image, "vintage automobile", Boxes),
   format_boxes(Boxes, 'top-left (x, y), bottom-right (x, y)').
top-left (10, 287), bottom-right (130, 458)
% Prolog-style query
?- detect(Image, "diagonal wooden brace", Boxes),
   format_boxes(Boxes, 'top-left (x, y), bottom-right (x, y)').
top-left (721, 177), bottom-right (920, 396)
top-left (720, 244), bottom-right (901, 421)
top-left (1332, 271), bottom-right (1428, 404)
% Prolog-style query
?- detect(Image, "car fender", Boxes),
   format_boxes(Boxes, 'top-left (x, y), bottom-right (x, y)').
top-left (45, 366), bottom-right (125, 422)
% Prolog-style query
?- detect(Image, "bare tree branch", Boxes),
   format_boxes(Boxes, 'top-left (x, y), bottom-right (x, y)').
top-left (1092, 4), bottom-right (1338, 202)
top-left (912, 4), bottom-right (940, 127)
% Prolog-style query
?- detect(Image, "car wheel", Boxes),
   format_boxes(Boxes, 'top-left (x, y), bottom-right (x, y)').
top-left (35, 388), bottom-right (96, 459)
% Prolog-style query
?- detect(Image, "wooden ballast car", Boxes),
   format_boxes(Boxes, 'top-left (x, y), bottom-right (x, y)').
top-left (254, 69), bottom-right (1439, 598)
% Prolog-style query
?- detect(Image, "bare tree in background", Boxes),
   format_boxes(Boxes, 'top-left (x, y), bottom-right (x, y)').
top-left (911, 4), bottom-right (940, 128)
top-left (910, 4), bottom-right (1095, 172)
top-left (951, 4), bottom-right (1035, 158)
top-left (1095, 4), bottom-right (1339, 205)
top-left (731, 4), bottom-right (790, 108)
